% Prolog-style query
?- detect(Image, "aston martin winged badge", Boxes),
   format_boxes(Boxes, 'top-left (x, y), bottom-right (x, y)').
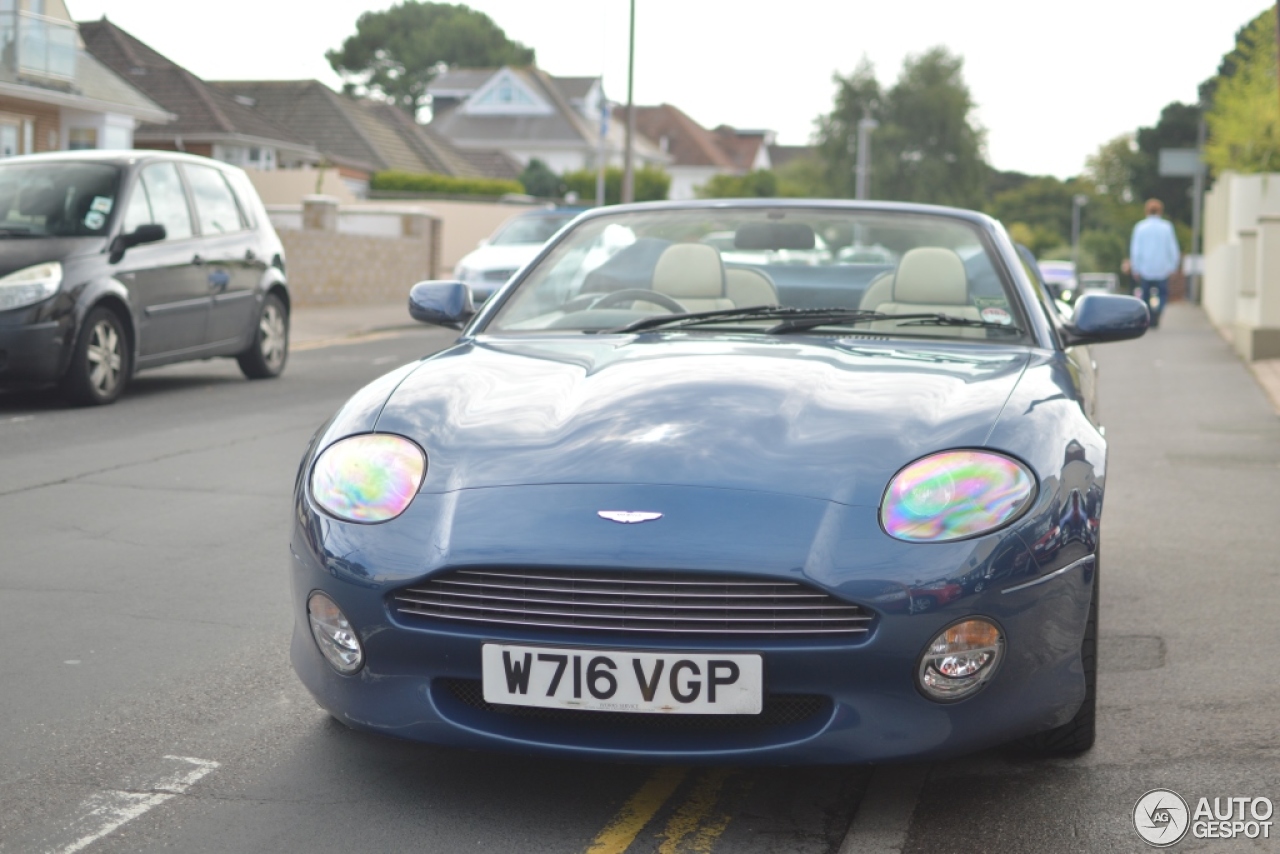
top-left (597, 510), bottom-right (663, 524)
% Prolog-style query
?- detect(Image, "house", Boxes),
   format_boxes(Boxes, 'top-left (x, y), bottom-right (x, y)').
top-left (427, 66), bottom-right (667, 175)
top-left (78, 18), bottom-right (319, 170)
top-left (0, 2), bottom-right (168, 157)
top-left (207, 80), bottom-right (521, 198)
top-left (626, 105), bottom-right (782, 200)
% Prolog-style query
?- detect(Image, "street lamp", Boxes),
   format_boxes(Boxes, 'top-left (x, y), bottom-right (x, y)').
top-left (621, 0), bottom-right (636, 204)
top-left (1071, 194), bottom-right (1088, 273)
top-left (854, 117), bottom-right (878, 200)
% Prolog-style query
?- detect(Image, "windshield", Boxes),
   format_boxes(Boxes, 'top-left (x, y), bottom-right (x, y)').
top-left (490, 212), bottom-right (579, 246)
top-left (486, 207), bottom-right (1029, 342)
top-left (0, 161), bottom-right (122, 237)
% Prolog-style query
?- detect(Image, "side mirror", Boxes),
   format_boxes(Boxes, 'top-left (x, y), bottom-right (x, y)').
top-left (1062, 293), bottom-right (1149, 346)
top-left (108, 223), bottom-right (166, 263)
top-left (408, 280), bottom-right (475, 329)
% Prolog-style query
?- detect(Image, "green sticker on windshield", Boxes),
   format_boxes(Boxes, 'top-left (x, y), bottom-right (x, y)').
top-left (972, 296), bottom-right (1009, 309)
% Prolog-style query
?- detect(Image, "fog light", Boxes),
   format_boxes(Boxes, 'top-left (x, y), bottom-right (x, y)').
top-left (917, 618), bottom-right (1003, 701)
top-left (308, 591), bottom-right (364, 674)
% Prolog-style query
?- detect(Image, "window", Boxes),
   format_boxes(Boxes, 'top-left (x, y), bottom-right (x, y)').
top-left (137, 162), bottom-right (192, 240)
top-left (121, 176), bottom-right (153, 233)
top-left (68, 128), bottom-right (97, 150)
top-left (184, 164), bottom-right (245, 234)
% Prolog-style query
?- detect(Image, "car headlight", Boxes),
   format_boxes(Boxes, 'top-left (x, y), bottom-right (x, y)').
top-left (917, 618), bottom-right (1004, 701)
top-left (310, 433), bottom-right (427, 523)
top-left (307, 591), bottom-right (364, 674)
top-left (881, 450), bottom-right (1035, 542)
top-left (453, 265), bottom-right (473, 283)
top-left (0, 261), bottom-right (62, 310)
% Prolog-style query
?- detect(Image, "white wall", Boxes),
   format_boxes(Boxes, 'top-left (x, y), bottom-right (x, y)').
top-left (1201, 172), bottom-right (1280, 359)
top-left (59, 109), bottom-right (134, 150)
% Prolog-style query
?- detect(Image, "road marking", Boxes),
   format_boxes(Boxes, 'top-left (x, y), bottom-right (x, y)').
top-left (585, 766), bottom-right (689, 854)
top-left (45, 755), bottom-right (219, 854)
top-left (836, 764), bottom-right (929, 854)
top-left (4, 415), bottom-right (35, 423)
top-left (657, 768), bottom-right (736, 854)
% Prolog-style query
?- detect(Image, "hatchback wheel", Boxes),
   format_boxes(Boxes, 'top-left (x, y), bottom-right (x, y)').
top-left (237, 293), bottom-right (288, 379)
top-left (62, 306), bottom-right (129, 406)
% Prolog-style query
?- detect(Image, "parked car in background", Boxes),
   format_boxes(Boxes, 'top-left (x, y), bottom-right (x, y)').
top-left (452, 206), bottom-right (587, 302)
top-left (291, 199), bottom-right (1152, 765)
top-left (1037, 260), bottom-right (1078, 304)
top-left (0, 151), bottom-right (289, 405)
top-left (1078, 273), bottom-right (1118, 296)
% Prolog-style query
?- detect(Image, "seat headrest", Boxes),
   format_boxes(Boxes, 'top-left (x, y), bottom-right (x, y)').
top-left (653, 243), bottom-right (725, 299)
top-left (893, 247), bottom-right (968, 304)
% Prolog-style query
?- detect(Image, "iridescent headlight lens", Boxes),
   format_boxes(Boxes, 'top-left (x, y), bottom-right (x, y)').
top-left (881, 450), bottom-right (1035, 542)
top-left (310, 434), bottom-right (426, 523)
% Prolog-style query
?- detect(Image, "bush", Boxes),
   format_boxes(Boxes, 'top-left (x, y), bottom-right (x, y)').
top-left (561, 165), bottom-right (670, 205)
top-left (370, 170), bottom-right (525, 198)
top-left (519, 159), bottom-right (564, 198)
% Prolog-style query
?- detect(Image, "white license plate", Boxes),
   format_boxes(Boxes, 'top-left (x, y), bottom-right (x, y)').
top-left (481, 644), bottom-right (763, 714)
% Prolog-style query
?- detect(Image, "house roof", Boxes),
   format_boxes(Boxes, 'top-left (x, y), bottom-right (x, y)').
top-left (429, 67), bottom-right (596, 148)
top-left (429, 67), bottom-right (666, 167)
top-left (712, 126), bottom-right (772, 171)
top-left (627, 104), bottom-right (735, 169)
top-left (208, 80), bottom-right (512, 179)
top-left (78, 19), bottom-right (316, 156)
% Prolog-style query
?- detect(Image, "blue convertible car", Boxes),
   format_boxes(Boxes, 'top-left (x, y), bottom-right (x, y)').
top-left (290, 200), bottom-right (1148, 764)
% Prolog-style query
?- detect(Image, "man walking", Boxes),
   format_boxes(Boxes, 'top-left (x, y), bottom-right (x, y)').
top-left (1127, 198), bottom-right (1181, 328)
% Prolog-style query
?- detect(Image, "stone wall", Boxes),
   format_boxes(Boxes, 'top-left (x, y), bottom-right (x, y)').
top-left (278, 197), bottom-right (441, 306)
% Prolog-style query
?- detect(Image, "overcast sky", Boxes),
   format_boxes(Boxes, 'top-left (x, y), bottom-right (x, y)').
top-left (69, 0), bottom-right (1268, 179)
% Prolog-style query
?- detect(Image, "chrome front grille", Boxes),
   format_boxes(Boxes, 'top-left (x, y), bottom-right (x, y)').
top-left (390, 568), bottom-right (876, 637)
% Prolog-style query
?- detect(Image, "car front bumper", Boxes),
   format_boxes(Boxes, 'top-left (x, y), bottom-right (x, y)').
top-left (289, 483), bottom-right (1094, 764)
top-left (0, 311), bottom-right (73, 384)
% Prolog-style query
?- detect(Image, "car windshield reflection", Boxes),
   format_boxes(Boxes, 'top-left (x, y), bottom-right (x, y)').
top-left (486, 207), bottom-right (1029, 342)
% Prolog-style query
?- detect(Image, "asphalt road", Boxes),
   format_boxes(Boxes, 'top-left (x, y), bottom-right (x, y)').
top-left (0, 303), bottom-right (1276, 853)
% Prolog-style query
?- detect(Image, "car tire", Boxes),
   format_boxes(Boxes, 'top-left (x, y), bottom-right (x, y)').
top-left (237, 292), bottom-right (288, 380)
top-left (61, 306), bottom-right (130, 406)
top-left (1015, 556), bottom-right (1098, 756)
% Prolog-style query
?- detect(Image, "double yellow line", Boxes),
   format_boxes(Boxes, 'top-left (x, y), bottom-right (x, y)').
top-left (585, 767), bottom-right (742, 854)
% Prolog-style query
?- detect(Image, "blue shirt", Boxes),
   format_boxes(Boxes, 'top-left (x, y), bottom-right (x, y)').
top-left (1130, 215), bottom-right (1180, 280)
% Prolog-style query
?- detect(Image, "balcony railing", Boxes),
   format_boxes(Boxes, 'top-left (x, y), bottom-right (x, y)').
top-left (0, 11), bottom-right (77, 82)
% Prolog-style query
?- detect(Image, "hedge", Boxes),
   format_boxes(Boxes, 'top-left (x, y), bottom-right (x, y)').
top-left (371, 170), bottom-right (525, 198)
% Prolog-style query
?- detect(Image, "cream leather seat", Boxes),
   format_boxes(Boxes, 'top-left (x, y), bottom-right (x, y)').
top-left (725, 266), bottom-right (778, 308)
top-left (867, 247), bottom-right (985, 337)
top-left (652, 243), bottom-right (734, 312)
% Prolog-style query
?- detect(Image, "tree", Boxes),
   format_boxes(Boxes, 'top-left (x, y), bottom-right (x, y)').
top-left (695, 170), bottom-right (779, 198)
top-left (814, 48), bottom-right (987, 207)
top-left (519, 159), bottom-right (563, 198)
top-left (1203, 6), bottom-right (1280, 175)
top-left (1131, 102), bottom-right (1201, 226)
top-left (327, 2), bottom-right (534, 115)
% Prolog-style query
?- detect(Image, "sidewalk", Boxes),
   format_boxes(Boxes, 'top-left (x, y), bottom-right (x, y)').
top-left (290, 301), bottom-right (421, 347)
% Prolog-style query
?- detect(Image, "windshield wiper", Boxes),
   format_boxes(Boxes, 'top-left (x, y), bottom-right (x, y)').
top-left (0, 227), bottom-right (37, 237)
top-left (599, 305), bottom-right (884, 334)
top-left (769, 311), bottom-right (1022, 335)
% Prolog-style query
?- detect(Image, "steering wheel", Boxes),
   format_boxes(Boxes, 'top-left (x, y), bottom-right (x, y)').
top-left (589, 289), bottom-right (686, 313)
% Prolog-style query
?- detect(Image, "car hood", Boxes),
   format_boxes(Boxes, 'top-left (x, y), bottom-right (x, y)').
top-left (372, 335), bottom-right (1031, 506)
top-left (0, 236), bottom-right (105, 278)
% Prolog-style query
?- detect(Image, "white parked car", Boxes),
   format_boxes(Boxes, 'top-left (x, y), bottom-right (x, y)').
top-left (1036, 260), bottom-right (1078, 304)
top-left (453, 207), bottom-right (587, 301)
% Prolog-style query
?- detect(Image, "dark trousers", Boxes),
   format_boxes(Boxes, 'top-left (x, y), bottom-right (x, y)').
top-left (1134, 277), bottom-right (1168, 326)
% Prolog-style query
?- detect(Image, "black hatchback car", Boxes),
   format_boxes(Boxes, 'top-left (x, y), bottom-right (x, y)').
top-left (0, 151), bottom-right (289, 405)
